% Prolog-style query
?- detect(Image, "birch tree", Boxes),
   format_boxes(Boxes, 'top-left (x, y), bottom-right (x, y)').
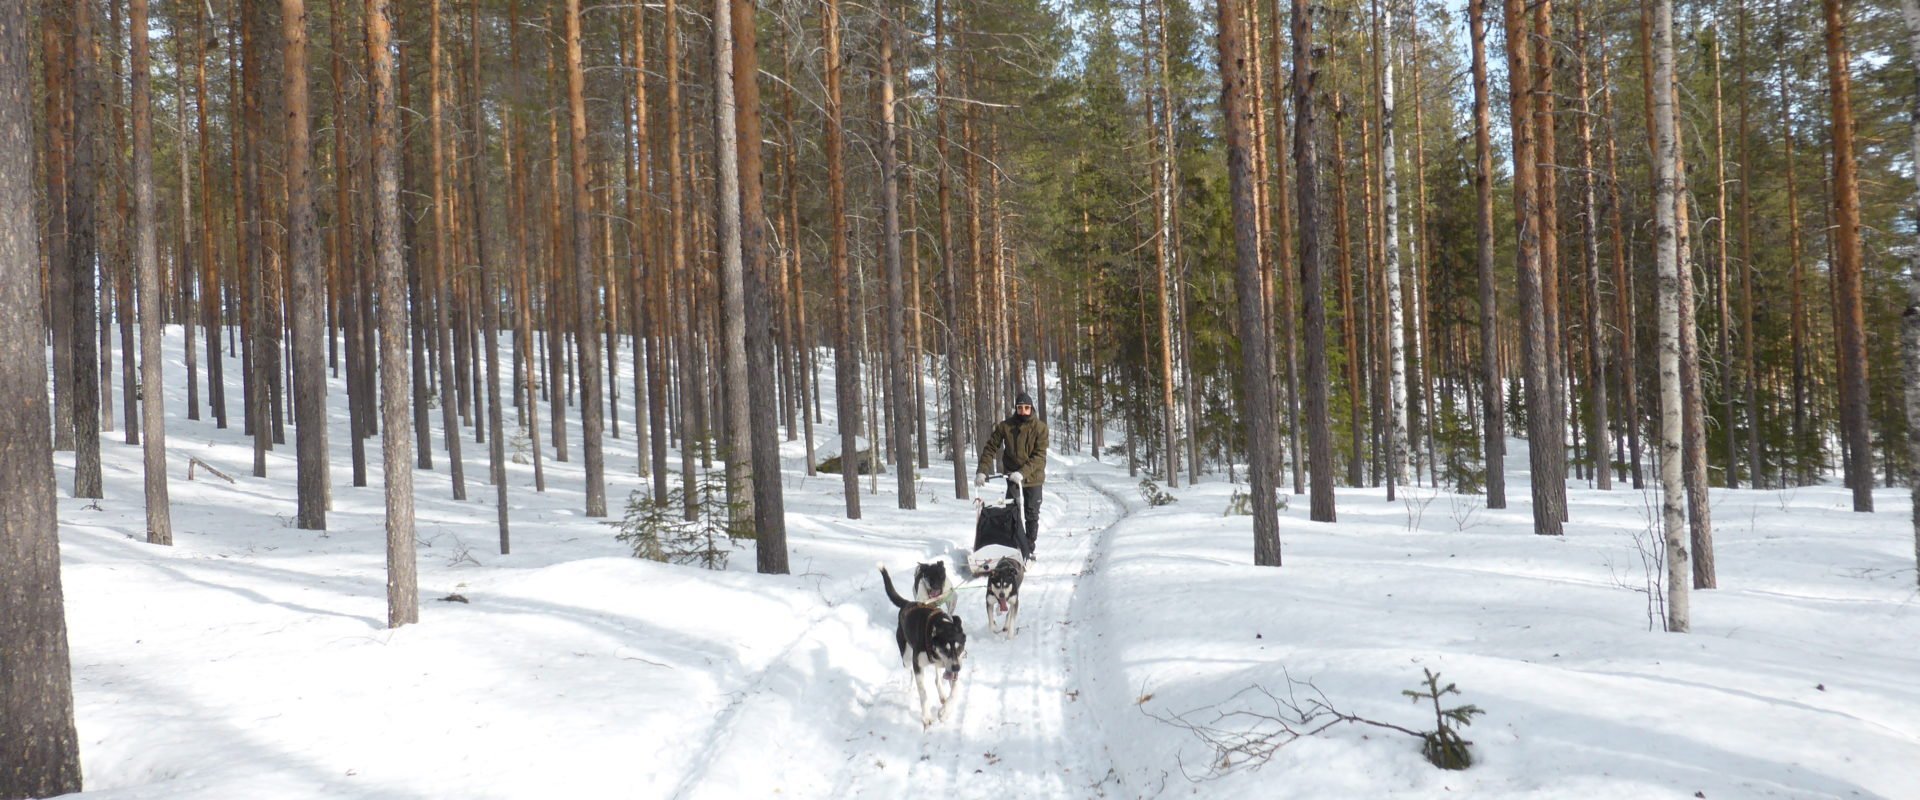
top-left (1651, 0), bottom-right (1690, 633)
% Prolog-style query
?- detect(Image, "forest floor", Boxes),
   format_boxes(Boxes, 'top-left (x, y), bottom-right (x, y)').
top-left (46, 328), bottom-right (1920, 799)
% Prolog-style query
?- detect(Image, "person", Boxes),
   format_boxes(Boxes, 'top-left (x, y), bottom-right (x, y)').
top-left (976, 391), bottom-right (1048, 559)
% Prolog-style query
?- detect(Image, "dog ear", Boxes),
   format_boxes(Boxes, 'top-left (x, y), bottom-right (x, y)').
top-left (950, 615), bottom-right (962, 628)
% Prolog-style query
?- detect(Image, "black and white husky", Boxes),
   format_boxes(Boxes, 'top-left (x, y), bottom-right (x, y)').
top-left (912, 560), bottom-right (951, 609)
top-left (984, 556), bottom-right (1024, 638)
top-left (879, 565), bottom-right (967, 729)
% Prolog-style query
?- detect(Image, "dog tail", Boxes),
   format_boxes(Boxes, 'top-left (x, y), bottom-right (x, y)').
top-left (877, 564), bottom-right (913, 609)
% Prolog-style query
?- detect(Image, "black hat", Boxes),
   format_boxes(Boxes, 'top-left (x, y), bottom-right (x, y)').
top-left (1015, 391), bottom-right (1033, 407)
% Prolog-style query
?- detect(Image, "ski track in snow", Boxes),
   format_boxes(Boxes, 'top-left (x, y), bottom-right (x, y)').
top-left (827, 469), bottom-right (1126, 799)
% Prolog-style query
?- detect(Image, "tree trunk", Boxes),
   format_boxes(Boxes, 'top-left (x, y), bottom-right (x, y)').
top-left (1575, 1), bottom-right (1609, 492)
top-left (936, 0), bottom-right (968, 499)
top-left (130, 0), bottom-right (174, 544)
top-left (711, 0), bottom-right (751, 528)
top-left (1268, 0), bottom-right (1303, 495)
top-left (284, 0), bottom-right (329, 529)
top-left (1900, 0), bottom-right (1920, 584)
top-left (879, 8), bottom-right (916, 509)
top-left (1292, 0), bottom-right (1335, 522)
top-left (1503, 0), bottom-right (1561, 535)
top-left (68, 0), bottom-right (103, 499)
top-left (469, 0), bottom-right (508, 552)
top-left (1332, 95), bottom-right (1363, 488)
top-left (1377, 0), bottom-right (1409, 489)
top-left (0, 5), bottom-right (84, 789)
top-left (824, 0), bottom-right (862, 518)
top-left (429, 0), bottom-right (467, 500)
top-left (1218, 0), bottom-right (1281, 564)
top-left (368, 0), bottom-right (418, 629)
top-left (43, 14), bottom-right (74, 452)
top-left (242, 0), bottom-right (272, 479)
top-left (1823, 0), bottom-right (1872, 512)
top-left (565, 0), bottom-right (607, 517)
top-left (1651, 0), bottom-right (1690, 633)
top-left (1470, 0), bottom-right (1506, 507)
top-left (733, 0), bottom-right (788, 570)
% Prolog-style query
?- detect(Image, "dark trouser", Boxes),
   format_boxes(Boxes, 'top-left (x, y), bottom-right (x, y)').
top-left (1006, 483), bottom-right (1043, 554)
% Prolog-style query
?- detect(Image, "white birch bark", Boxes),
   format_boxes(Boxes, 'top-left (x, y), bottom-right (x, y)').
top-left (1378, 0), bottom-right (1409, 487)
top-left (1652, 0), bottom-right (1690, 632)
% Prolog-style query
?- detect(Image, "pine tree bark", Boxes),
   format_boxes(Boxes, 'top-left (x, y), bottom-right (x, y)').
top-left (131, 0), bottom-right (174, 544)
top-left (242, 0), bottom-right (272, 478)
top-left (368, 0), bottom-right (418, 629)
top-left (429, 0), bottom-right (467, 500)
top-left (470, 0), bottom-right (508, 552)
top-left (1503, 0), bottom-right (1561, 534)
top-left (935, 0), bottom-right (968, 500)
top-left (43, 14), bottom-right (74, 452)
top-left (285, 0), bottom-right (329, 530)
top-left (1219, 0), bottom-right (1282, 565)
top-left (712, 0), bottom-right (752, 527)
top-left (1470, 0), bottom-right (1506, 507)
top-left (824, 0), bottom-right (862, 518)
top-left (1292, 0), bottom-right (1335, 522)
top-left (0, 4), bottom-right (84, 788)
top-left (1574, 1), bottom-right (1609, 492)
top-left (1823, 0), bottom-right (1872, 511)
top-left (1268, 0), bottom-right (1303, 495)
top-left (879, 7), bottom-right (917, 509)
top-left (69, 0), bottom-right (103, 499)
top-left (565, 0), bottom-right (607, 517)
top-left (734, 0), bottom-right (788, 569)
top-left (1651, 0), bottom-right (1690, 633)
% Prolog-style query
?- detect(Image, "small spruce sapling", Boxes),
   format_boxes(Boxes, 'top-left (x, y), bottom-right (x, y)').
top-left (1138, 478), bottom-right (1178, 506)
top-left (1403, 669), bottom-right (1482, 769)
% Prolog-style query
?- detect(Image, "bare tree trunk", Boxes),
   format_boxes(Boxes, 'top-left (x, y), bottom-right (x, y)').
top-left (733, 0), bottom-right (787, 569)
top-left (1782, 34), bottom-right (1808, 486)
top-left (565, 0), bottom-right (607, 517)
top-left (1471, 0), bottom-right (1506, 507)
top-left (368, 0), bottom-right (418, 629)
top-left (878, 7), bottom-right (916, 508)
top-left (283, 0), bottom-right (329, 529)
top-left (1332, 95), bottom-right (1363, 488)
top-left (824, 0), bottom-right (861, 518)
top-left (0, 6), bottom-right (84, 789)
top-left (1377, 0), bottom-right (1409, 489)
top-left (242, 0), bottom-right (272, 479)
top-left (69, 0), bottom-right (103, 499)
top-left (1292, 0), bottom-right (1335, 522)
top-left (1824, 0), bottom-right (1872, 512)
top-left (711, 0), bottom-right (751, 527)
top-left (1575, 1), bottom-right (1609, 492)
top-left (1601, 45), bottom-right (1640, 488)
top-left (429, 0), bottom-right (467, 500)
top-left (1651, 0), bottom-right (1690, 633)
top-left (1217, 0), bottom-right (1281, 564)
top-left (1504, 0), bottom-right (1561, 535)
top-left (129, 0), bottom-right (174, 544)
top-left (1736, 0), bottom-right (1762, 487)
top-left (43, 14), bottom-right (74, 452)
top-left (470, 0), bottom-right (508, 552)
top-left (1268, 0), bottom-right (1303, 495)
top-left (935, 0), bottom-right (968, 499)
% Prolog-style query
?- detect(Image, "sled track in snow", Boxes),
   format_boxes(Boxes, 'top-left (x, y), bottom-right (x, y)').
top-left (834, 466), bottom-right (1130, 799)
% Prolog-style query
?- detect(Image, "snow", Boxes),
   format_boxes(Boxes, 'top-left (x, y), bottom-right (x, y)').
top-left (42, 327), bottom-right (1920, 799)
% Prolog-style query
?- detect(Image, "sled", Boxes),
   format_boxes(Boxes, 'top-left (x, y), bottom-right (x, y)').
top-left (967, 473), bottom-right (1030, 576)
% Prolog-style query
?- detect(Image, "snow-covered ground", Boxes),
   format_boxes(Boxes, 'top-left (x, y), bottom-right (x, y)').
top-left (45, 328), bottom-right (1920, 799)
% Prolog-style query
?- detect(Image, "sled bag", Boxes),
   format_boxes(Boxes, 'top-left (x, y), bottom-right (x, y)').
top-left (974, 504), bottom-right (1029, 555)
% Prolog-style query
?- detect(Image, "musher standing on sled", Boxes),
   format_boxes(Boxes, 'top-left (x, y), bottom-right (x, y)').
top-left (976, 391), bottom-right (1048, 559)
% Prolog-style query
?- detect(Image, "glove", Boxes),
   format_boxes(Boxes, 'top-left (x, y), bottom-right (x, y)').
top-left (1008, 471), bottom-right (1024, 486)
top-left (974, 472), bottom-right (987, 488)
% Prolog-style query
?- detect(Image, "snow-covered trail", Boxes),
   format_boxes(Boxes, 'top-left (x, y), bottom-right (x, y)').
top-left (824, 463), bottom-right (1127, 798)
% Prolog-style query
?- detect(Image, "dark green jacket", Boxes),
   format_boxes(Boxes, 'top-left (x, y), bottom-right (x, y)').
top-left (979, 414), bottom-right (1049, 485)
